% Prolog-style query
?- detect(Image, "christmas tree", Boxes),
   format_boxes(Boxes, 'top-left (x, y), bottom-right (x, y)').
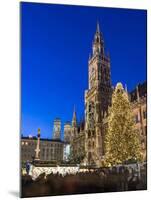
top-left (104, 83), bottom-right (142, 166)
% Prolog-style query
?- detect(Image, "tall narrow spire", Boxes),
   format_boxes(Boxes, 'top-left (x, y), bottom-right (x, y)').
top-left (125, 84), bottom-right (129, 99)
top-left (73, 104), bottom-right (76, 113)
top-left (125, 84), bottom-right (128, 93)
top-left (136, 85), bottom-right (140, 103)
top-left (72, 105), bottom-right (77, 127)
top-left (96, 21), bottom-right (100, 33)
top-left (92, 21), bottom-right (104, 55)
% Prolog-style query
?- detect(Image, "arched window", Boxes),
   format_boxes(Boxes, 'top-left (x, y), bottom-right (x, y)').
top-left (88, 131), bottom-right (91, 138)
top-left (89, 104), bottom-right (92, 112)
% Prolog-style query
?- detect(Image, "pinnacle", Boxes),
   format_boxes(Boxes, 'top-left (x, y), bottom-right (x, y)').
top-left (96, 21), bottom-right (100, 33)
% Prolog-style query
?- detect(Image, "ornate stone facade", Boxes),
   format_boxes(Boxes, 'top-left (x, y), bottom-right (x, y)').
top-left (70, 119), bottom-right (85, 163)
top-left (70, 109), bottom-right (82, 160)
top-left (84, 23), bottom-right (112, 166)
top-left (130, 82), bottom-right (147, 161)
top-left (21, 22), bottom-right (147, 167)
top-left (70, 23), bottom-right (147, 166)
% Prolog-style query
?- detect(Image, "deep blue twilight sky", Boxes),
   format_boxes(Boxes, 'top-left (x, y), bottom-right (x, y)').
top-left (21, 2), bottom-right (147, 139)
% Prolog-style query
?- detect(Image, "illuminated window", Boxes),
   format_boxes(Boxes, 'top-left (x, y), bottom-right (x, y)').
top-left (25, 142), bottom-right (28, 145)
top-left (22, 142), bottom-right (24, 145)
top-left (89, 104), bottom-right (92, 112)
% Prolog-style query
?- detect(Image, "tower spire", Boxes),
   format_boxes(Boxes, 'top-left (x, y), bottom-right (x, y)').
top-left (125, 84), bottom-right (129, 99)
top-left (92, 21), bottom-right (104, 56)
top-left (125, 84), bottom-right (128, 93)
top-left (96, 20), bottom-right (100, 33)
top-left (72, 105), bottom-right (77, 127)
top-left (136, 85), bottom-right (140, 103)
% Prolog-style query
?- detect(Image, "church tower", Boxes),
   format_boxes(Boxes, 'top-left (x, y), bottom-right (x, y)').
top-left (53, 118), bottom-right (61, 140)
top-left (64, 122), bottom-right (72, 143)
top-left (85, 22), bottom-right (112, 166)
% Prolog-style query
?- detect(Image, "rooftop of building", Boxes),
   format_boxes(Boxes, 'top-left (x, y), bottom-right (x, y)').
top-left (64, 121), bottom-right (71, 125)
top-left (54, 118), bottom-right (61, 122)
top-left (21, 135), bottom-right (63, 143)
top-left (129, 81), bottom-right (147, 102)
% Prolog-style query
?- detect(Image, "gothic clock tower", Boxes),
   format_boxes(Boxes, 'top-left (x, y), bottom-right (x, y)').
top-left (85, 22), bottom-right (112, 166)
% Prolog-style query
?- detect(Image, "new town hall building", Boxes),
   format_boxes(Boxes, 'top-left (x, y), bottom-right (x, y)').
top-left (64, 23), bottom-right (147, 166)
top-left (21, 23), bottom-right (147, 166)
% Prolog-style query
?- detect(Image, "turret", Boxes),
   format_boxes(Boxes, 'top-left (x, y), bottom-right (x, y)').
top-left (64, 122), bottom-right (72, 143)
top-left (92, 21), bottom-right (104, 56)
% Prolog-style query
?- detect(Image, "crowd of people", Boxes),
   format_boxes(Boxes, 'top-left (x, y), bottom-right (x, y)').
top-left (21, 165), bottom-right (147, 198)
